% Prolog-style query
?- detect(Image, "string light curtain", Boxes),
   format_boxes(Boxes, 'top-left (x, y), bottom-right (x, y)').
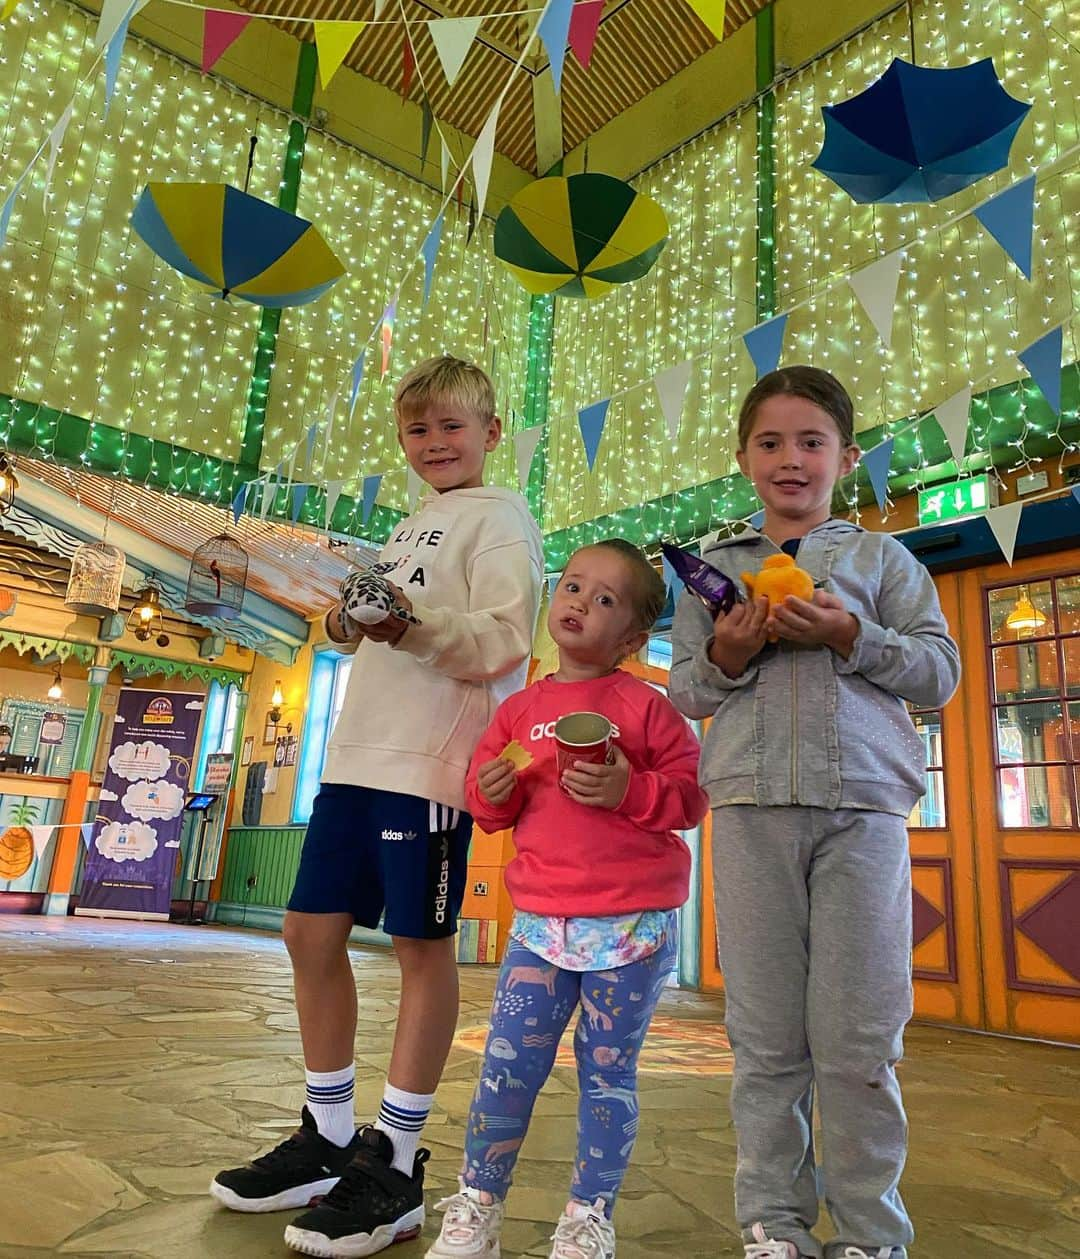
top-left (0, 1), bottom-right (287, 472)
top-left (543, 110), bottom-right (759, 538)
top-left (774, 0), bottom-right (1079, 449)
top-left (264, 129), bottom-right (531, 521)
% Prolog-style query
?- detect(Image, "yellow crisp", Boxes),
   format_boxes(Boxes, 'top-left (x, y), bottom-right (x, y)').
top-left (499, 740), bottom-right (533, 771)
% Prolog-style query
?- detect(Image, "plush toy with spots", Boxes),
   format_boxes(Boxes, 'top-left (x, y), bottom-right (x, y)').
top-left (340, 569), bottom-right (421, 627)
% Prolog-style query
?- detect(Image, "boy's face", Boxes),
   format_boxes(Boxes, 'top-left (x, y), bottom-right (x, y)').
top-left (736, 394), bottom-right (859, 528)
top-left (397, 399), bottom-right (501, 493)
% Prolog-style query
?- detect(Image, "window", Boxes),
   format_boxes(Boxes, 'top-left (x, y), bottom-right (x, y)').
top-left (987, 574), bottom-right (1080, 829)
top-left (194, 682), bottom-right (241, 790)
top-left (293, 649), bottom-right (353, 823)
top-left (908, 708), bottom-right (946, 828)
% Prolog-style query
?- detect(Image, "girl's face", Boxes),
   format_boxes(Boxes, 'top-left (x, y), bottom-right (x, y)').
top-left (548, 548), bottom-right (646, 669)
top-left (737, 393), bottom-right (859, 529)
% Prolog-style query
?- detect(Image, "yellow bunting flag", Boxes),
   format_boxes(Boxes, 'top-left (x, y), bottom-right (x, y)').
top-left (314, 20), bottom-right (366, 89)
top-left (2, 0), bottom-right (22, 20)
top-left (686, 0), bottom-right (726, 41)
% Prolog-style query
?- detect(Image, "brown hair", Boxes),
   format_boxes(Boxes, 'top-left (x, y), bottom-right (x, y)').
top-left (587, 538), bottom-right (667, 634)
top-left (394, 354), bottom-right (496, 426)
top-left (736, 366), bottom-right (855, 450)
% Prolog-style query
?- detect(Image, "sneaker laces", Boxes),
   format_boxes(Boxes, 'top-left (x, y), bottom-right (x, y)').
top-left (746, 1243), bottom-right (799, 1259)
top-left (434, 1192), bottom-right (498, 1243)
top-left (551, 1210), bottom-right (612, 1259)
top-left (839, 1249), bottom-right (894, 1259)
top-left (249, 1130), bottom-right (310, 1171)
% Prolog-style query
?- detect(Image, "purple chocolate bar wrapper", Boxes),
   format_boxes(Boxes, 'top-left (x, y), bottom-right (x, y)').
top-left (662, 543), bottom-right (740, 615)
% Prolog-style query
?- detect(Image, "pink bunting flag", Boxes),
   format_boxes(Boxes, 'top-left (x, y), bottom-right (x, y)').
top-left (568, 0), bottom-right (604, 70)
top-left (201, 10), bottom-right (251, 74)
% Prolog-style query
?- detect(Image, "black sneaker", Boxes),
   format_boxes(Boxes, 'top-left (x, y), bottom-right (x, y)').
top-left (210, 1106), bottom-right (364, 1213)
top-left (283, 1126), bottom-right (428, 1257)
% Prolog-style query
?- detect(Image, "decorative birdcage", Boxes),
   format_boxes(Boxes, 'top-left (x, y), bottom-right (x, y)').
top-left (65, 541), bottom-right (126, 616)
top-left (185, 533), bottom-right (248, 620)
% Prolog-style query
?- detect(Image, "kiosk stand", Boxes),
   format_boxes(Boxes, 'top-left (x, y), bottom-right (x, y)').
top-left (181, 792), bottom-right (217, 925)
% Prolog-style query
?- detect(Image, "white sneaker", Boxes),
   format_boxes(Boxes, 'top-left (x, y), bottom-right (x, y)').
top-left (834, 1249), bottom-right (902, 1259)
top-left (746, 1224), bottom-right (805, 1258)
top-left (549, 1198), bottom-right (615, 1259)
top-left (425, 1186), bottom-right (504, 1258)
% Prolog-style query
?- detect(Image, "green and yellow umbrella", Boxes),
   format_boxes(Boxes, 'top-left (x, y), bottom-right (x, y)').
top-left (494, 173), bottom-right (669, 299)
top-left (130, 182), bottom-right (345, 307)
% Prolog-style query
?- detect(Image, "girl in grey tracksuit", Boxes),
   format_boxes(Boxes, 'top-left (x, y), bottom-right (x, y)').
top-left (670, 367), bottom-right (960, 1259)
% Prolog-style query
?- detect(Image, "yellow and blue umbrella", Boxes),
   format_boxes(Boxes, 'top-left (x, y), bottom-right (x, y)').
top-left (494, 173), bottom-right (668, 300)
top-left (130, 182), bottom-right (345, 307)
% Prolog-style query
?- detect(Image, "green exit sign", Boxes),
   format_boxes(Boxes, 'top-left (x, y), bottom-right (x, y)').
top-left (918, 474), bottom-right (997, 525)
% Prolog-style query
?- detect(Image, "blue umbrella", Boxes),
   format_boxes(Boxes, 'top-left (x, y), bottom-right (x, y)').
top-left (813, 58), bottom-right (1031, 204)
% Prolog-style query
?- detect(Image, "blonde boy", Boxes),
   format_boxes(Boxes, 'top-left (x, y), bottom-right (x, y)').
top-left (213, 356), bottom-right (544, 1258)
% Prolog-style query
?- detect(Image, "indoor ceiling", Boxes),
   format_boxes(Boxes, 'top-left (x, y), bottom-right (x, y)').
top-left (12, 456), bottom-right (375, 620)
top-left (234, 0), bottom-right (770, 171)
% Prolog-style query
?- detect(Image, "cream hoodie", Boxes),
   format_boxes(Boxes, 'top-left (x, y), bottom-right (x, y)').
top-left (322, 485), bottom-right (544, 812)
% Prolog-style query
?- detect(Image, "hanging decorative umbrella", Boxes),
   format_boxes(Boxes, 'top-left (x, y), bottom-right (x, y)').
top-left (812, 58), bottom-right (1031, 204)
top-left (130, 183), bottom-right (345, 306)
top-left (494, 173), bottom-right (668, 299)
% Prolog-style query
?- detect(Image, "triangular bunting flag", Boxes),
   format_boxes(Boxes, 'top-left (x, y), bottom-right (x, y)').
top-left (380, 299), bottom-right (397, 379)
top-left (401, 30), bottom-right (416, 98)
top-left (95, 0), bottom-right (147, 49)
top-left (686, 0), bottom-right (727, 40)
top-left (420, 97), bottom-right (434, 168)
top-left (259, 474), bottom-right (275, 520)
top-left (568, 0), bottom-right (604, 69)
top-left (306, 422), bottom-right (319, 467)
top-left (472, 100), bottom-right (500, 223)
top-left (514, 427), bottom-right (543, 490)
top-left (406, 464), bottom-right (424, 511)
top-left (231, 481), bottom-right (248, 525)
top-left (30, 825), bottom-right (54, 859)
top-left (361, 473), bottom-right (382, 525)
top-left (932, 386), bottom-right (972, 466)
top-left (861, 438), bottom-right (894, 511)
top-left (325, 479), bottom-right (345, 529)
top-left (986, 501), bottom-right (1023, 566)
top-left (848, 249), bottom-right (905, 348)
top-left (748, 509), bottom-right (765, 530)
top-left (348, 350), bottom-right (366, 416)
top-left (429, 15), bottom-right (482, 87)
top-left (538, 0), bottom-right (574, 95)
top-left (80, 822), bottom-right (95, 849)
top-left (421, 213), bottom-right (444, 306)
top-left (290, 483), bottom-right (308, 525)
top-left (1019, 325), bottom-right (1063, 415)
top-left (315, 21), bottom-right (365, 90)
top-left (653, 360), bottom-right (693, 443)
top-left (661, 552), bottom-right (685, 607)
top-left (0, 174), bottom-right (27, 249)
top-left (742, 313), bottom-right (788, 379)
top-left (973, 175), bottom-right (1035, 280)
top-left (1072, 484), bottom-right (1080, 511)
top-left (42, 104), bottom-right (74, 203)
top-left (104, 1), bottom-right (139, 118)
top-left (201, 11), bottom-right (251, 74)
top-left (578, 398), bottom-right (611, 471)
top-left (440, 136), bottom-right (452, 193)
top-left (374, 0), bottom-right (391, 15)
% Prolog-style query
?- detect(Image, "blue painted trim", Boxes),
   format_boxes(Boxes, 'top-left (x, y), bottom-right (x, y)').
top-left (292, 647), bottom-right (340, 823)
top-left (900, 494), bottom-right (1080, 571)
top-left (42, 892), bottom-right (70, 916)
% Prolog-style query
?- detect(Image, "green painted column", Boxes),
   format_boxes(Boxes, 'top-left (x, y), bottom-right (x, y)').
top-left (755, 3), bottom-right (777, 321)
top-left (236, 41), bottom-right (318, 479)
top-left (73, 662), bottom-right (110, 773)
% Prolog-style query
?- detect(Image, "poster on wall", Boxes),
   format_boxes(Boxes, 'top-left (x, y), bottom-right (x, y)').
top-left (203, 751), bottom-right (234, 795)
top-left (75, 689), bottom-right (204, 921)
top-left (39, 712), bottom-right (67, 746)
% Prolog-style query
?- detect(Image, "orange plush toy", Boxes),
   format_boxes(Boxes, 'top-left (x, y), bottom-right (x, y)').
top-left (742, 553), bottom-right (815, 641)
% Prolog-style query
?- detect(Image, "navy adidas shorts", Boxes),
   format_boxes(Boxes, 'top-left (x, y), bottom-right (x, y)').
top-left (287, 784), bottom-right (472, 939)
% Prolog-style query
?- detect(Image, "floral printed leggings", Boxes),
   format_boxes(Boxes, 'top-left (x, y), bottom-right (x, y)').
top-left (460, 933), bottom-right (677, 1215)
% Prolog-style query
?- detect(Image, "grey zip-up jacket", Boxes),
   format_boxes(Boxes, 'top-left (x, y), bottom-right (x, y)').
top-left (669, 520), bottom-right (961, 818)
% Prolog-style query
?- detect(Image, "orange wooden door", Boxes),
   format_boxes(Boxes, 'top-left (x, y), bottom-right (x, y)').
top-left (955, 551), bottom-right (1080, 1042)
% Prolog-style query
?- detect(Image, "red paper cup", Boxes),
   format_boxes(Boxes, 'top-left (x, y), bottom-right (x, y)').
top-left (554, 712), bottom-right (613, 791)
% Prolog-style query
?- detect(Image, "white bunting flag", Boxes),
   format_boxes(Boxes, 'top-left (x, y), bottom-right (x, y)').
top-left (30, 825), bottom-right (55, 859)
top-left (932, 386), bottom-right (972, 466)
top-left (986, 501), bottom-right (1023, 566)
top-left (472, 100), bottom-right (500, 224)
top-left (847, 249), bottom-right (905, 348)
top-left (514, 427), bottom-right (543, 490)
top-left (653, 360), bottom-right (693, 443)
top-left (428, 16), bottom-right (483, 87)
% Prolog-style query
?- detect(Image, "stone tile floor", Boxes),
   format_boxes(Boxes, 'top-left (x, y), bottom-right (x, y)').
top-left (0, 916), bottom-right (1076, 1257)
